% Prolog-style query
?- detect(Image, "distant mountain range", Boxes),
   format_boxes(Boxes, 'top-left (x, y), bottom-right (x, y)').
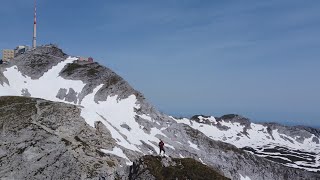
top-left (0, 45), bottom-right (319, 180)
top-left (174, 114), bottom-right (320, 172)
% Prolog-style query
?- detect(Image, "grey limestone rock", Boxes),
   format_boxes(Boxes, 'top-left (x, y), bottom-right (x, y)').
top-left (0, 96), bottom-right (119, 180)
top-left (128, 155), bottom-right (230, 180)
top-left (10, 45), bottom-right (67, 79)
top-left (120, 123), bottom-right (132, 131)
top-left (0, 67), bottom-right (9, 86)
top-left (56, 88), bottom-right (68, 100)
top-left (65, 88), bottom-right (78, 104)
top-left (21, 88), bottom-right (31, 97)
top-left (55, 88), bottom-right (78, 104)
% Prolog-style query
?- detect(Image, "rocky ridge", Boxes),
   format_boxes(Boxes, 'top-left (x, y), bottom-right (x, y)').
top-left (181, 114), bottom-right (320, 172)
top-left (0, 45), bottom-right (319, 179)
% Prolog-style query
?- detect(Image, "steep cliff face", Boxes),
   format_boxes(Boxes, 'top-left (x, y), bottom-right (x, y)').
top-left (0, 45), bottom-right (319, 180)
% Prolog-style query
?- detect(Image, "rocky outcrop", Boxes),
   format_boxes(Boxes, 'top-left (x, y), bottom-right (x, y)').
top-left (57, 57), bottom-right (146, 106)
top-left (262, 122), bottom-right (319, 143)
top-left (129, 155), bottom-right (230, 180)
top-left (0, 68), bottom-right (9, 86)
top-left (10, 45), bottom-right (67, 79)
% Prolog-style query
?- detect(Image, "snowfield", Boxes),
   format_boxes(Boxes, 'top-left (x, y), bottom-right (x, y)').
top-left (173, 116), bottom-right (320, 172)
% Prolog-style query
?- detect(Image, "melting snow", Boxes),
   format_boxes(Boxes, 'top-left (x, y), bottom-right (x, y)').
top-left (199, 158), bottom-right (206, 165)
top-left (80, 85), bottom-right (163, 153)
top-left (0, 57), bottom-right (85, 100)
top-left (188, 141), bottom-right (200, 150)
top-left (198, 116), bottom-right (217, 124)
top-left (101, 147), bottom-right (132, 165)
top-left (173, 116), bottom-right (320, 171)
top-left (138, 114), bottom-right (153, 122)
top-left (239, 174), bottom-right (251, 180)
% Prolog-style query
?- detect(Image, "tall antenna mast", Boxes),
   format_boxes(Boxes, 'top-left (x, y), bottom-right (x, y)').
top-left (32, 0), bottom-right (37, 49)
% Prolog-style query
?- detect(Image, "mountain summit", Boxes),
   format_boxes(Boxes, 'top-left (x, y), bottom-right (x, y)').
top-left (0, 45), bottom-right (319, 179)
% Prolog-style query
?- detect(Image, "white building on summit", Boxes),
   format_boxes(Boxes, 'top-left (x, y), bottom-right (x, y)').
top-left (2, 49), bottom-right (15, 62)
top-left (14, 46), bottom-right (30, 56)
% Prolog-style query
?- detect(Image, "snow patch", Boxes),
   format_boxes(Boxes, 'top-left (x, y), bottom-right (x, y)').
top-left (0, 57), bottom-right (85, 101)
top-left (188, 141), bottom-right (200, 150)
top-left (199, 158), bottom-right (206, 165)
top-left (138, 114), bottom-right (153, 122)
top-left (101, 147), bottom-right (132, 165)
top-left (80, 85), bottom-right (166, 154)
top-left (239, 174), bottom-right (251, 180)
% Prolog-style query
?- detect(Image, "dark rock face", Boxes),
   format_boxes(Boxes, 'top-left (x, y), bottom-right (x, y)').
top-left (129, 155), bottom-right (230, 180)
top-left (0, 69), bottom-right (9, 86)
top-left (217, 114), bottom-right (252, 128)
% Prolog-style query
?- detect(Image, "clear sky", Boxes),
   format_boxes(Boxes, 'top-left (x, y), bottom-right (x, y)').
top-left (1, 0), bottom-right (320, 127)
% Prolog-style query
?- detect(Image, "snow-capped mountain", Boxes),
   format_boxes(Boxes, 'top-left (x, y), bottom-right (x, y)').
top-left (174, 114), bottom-right (320, 172)
top-left (0, 45), bottom-right (319, 180)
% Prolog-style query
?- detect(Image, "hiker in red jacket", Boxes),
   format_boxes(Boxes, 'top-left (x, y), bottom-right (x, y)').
top-left (159, 139), bottom-right (165, 155)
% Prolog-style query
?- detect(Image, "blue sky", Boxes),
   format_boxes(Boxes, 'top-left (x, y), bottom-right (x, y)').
top-left (1, 0), bottom-right (320, 127)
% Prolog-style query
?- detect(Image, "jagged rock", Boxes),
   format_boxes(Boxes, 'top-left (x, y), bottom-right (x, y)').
top-left (21, 88), bottom-right (31, 97)
top-left (0, 69), bottom-right (9, 86)
top-left (65, 88), bottom-right (78, 104)
top-left (56, 88), bottom-right (68, 100)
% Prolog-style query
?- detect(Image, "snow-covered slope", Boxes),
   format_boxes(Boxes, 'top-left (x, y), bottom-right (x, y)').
top-left (0, 57), bottom-right (163, 165)
top-left (174, 115), bottom-right (320, 172)
top-left (1, 45), bottom-right (319, 179)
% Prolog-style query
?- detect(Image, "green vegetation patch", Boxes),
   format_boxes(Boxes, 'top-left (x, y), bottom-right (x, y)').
top-left (106, 160), bottom-right (115, 167)
top-left (62, 63), bottom-right (103, 78)
top-left (61, 63), bottom-right (83, 75)
top-left (107, 76), bottom-right (121, 86)
top-left (142, 155), bottom-right (230, 180)
top-left (87, 68), bottom-right (99, 76)
top-left (0, 96), bottom-right (37, 118)
top-left (0, 96), bottom-right (33, 107)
